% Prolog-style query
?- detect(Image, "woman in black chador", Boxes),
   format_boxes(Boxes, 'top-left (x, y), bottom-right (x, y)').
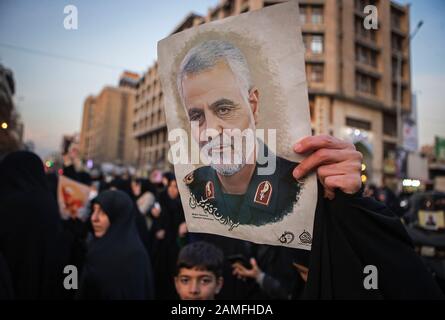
top-left (78, 190), bottom-right (154, 299)
top-left (0, 151), bottom-right (70, 299)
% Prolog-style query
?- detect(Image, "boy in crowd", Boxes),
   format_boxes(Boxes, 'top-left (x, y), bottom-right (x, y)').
top-left (175, 241), bottom-right (224, 300)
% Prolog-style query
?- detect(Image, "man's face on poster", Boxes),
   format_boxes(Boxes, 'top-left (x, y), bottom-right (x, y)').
top-left (181, 60), bottom-right (259, 175)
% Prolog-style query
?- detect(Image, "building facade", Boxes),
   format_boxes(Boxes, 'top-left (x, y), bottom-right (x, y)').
top-left (80, 72), bottom-right (139, 166)
top-left (134, 0), bottom-right (411, 184)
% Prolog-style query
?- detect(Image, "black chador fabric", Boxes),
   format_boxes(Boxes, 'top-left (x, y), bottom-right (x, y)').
top-left (137, 178), bottom-right (158, 200)
top-left (253, 244), bottom-right (305, 299)
top-left (304, 185), bottom-right (445, 299)
top-left (0, 151), bottom-right (71, 299)
top-left (0, 253), bottom-right (14, 299)
top-left (151, 189), bottom-right (185, 299)
top-left (108, 178), bottom-right (152, 258)
top-left (78, 190), bottom-right (154, 300)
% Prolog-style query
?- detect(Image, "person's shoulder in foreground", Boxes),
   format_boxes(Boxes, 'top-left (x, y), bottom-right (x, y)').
top-left (290, 135), bottom-right (444, 299)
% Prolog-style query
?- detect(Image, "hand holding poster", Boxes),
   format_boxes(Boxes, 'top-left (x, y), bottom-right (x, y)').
top-left (157, 1), bottom-right (317, 249)
top-left (57, 175), bottom-right (90, 221)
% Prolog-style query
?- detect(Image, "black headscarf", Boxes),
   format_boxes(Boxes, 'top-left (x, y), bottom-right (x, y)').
top-left (0, 151), bottom-right (70, 299)
top-left (78, 190), bottom-right (154, 299)
top-left (108, 176), bottom-right (132, 198)
top-left (163, 172), bottom-right (176, 186)
top-left (136, 178), bottom-right (157, 199)
top-left (0, 150), bottom-right (48, 194)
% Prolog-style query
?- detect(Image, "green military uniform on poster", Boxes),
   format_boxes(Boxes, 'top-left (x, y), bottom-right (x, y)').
top-left (184, 143), bottom-right (303, 230)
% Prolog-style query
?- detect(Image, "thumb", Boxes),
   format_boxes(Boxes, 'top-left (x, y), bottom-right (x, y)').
top-left (250, 258), bottom-right (257, 268)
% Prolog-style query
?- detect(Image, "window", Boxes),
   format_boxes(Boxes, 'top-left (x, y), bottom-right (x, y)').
top-left (346, 117), bottom-right (371, 131)
top-left (355, 45), bottom-right (378, 67)
top-left (312, 64), bottom-right (324, 82)
top-left (307, 63), bottom-right (324, 82)
top-left (392, 58), bottom-right (404, 79)
top-left (391, 11), bottom-right (402, 30)
top-left (302, 34), bottom-right (309, 52)
top-left (300, 5), bottom-right (324, 25)
top-left (153, 134), bottom-right (158, 145)
top-left (311, 35), bottom-right (323, 54)
top-left (300, 6), bottom-right (307, 24)
top-left (309, 94), bottom-right (315, 122)
top-left (392, 84), bottom-right (405, 105)
top-left (383, 114), bottom-right (397, 136)
top-left (370, 51), bottom-right (377, 67)
top-left (311, 6), bottom-right (323, 24)
top-left (356, 72), bottom-right (377, 95)
top-left (391, 34), bottom-right (403, 51)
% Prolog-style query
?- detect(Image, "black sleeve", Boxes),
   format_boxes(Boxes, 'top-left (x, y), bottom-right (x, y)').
top-left (76, 267), bottom-right (102, 300)
top-left (261, 273), bottom-right (290, 300)
top-left (304, 186), bottom-right (444, 299)
top-left (0, 253), bottom-right (14, 299)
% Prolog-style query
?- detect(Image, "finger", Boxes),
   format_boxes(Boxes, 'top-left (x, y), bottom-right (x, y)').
top-left (316, 159), bottom-right (362, 180)
top-left (237, 265), bottom-right (247, 273)
top-left (294, 135), bottom-right (354, 154)
top-left (250, 258), bottom-right (257, 268)
top-left (232, 263), bottom-right (247, 273)
top-left (324, 174), bottom-right (362, 195)
top-left (232, 268), bottom-right (242, 276)
top-left (293, 149), bottom-right (361, 179)
top-left (293, 263), bottom-right (309, 273)
top-left (233, 269), bottom-right (245, 278)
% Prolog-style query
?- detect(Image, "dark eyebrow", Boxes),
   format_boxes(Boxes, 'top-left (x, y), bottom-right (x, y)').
top-left (209, 98), bottom-right (236, 110)
top-left (187, 107), bottom-right (203, 117)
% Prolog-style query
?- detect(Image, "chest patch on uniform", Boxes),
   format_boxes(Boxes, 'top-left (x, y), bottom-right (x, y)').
top-left (254, 181), bottom-right (272, 206)
top-left (205, 181), bottom-right (215, 199)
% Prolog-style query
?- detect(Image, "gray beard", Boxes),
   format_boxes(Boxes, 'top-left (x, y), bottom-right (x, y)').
top-left (211, 162), bottom-right (246, 176)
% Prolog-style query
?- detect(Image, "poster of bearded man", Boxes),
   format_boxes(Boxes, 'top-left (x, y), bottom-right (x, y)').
top-left (157, 1), bottom-right (317, 249)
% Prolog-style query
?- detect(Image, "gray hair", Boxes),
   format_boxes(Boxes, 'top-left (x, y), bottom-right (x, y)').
top-left (177, 40), bottom-right (252, 105)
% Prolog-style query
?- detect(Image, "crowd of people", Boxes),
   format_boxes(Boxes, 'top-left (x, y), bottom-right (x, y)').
top-left (0, 149), bottom-right (310, 300)
top-left (1, 134), bottom-right (444, 299)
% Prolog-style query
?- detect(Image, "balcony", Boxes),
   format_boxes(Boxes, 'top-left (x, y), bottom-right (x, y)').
top-left (355, 36), bottom-right (380, 52)
top-left (133, 122), bottom-right (167, 139)
top-left (355, 63), bottom-right (381, 79)
top-left (391, 26), bottom-right (406, 38)
top-left (391, 49), bottom-right (408, 61)
top-left (305, 53), bottom-right (324, 64)
top-left (301, 23), bottom-right (325, 33)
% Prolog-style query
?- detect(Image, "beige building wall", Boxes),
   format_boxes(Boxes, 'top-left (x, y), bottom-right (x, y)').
top-left (133, 62), bottom-right (169, 172)
top-left (80, 76), bottom-right (137, 166)
top-left (79, 96), bottom-right (95, 160)
top-left (134, 0), bottom-right (410, 184)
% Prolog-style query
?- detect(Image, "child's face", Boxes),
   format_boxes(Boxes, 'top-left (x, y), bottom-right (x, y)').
top-left (175, 267), bottom-right (223, 300)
